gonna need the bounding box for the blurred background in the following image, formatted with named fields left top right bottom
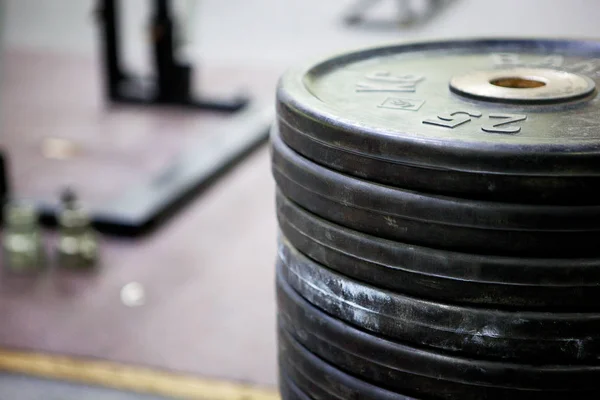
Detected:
left=6, top=0, right=600, bottom=69
left=2, top=1, right=600, bottom=399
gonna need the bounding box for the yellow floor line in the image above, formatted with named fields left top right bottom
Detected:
left=0, top=347, right=279, bottom=400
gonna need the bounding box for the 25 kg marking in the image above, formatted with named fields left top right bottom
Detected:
left=422, top=111, right=527, bottom=134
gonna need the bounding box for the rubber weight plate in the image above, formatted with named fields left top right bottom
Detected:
left=277, top=237, right=600, bottom=362
left=279, top=324, right=417, bottom=400
left=276, top=38, right=600, bottom=204
left=276, top=193, right=600, bottom=309
left=277, top=275, right=600, bottom=399
left=280, top=372, right=312, bottom=400
left=272, top=128, right=600, bottom=257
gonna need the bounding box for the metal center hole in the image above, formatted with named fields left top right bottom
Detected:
left=490, top=77, right=546, bottom=89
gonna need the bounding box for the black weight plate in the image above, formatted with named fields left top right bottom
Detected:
left=279, top=325, right=418, bottom=400
left=272, top=128, right=600, bottom=256
left=280, top=372, right=313, bottom=400
left=277, top=238, right=600, bottom=362
left=278, top=118, right=600, bottom=205
left=272, top=128, right=600, bottom=231
left=276, top=193, right=600, bottom=309
left=277, top=273, right=600, bottom=398
left=280, top=354, right=335, bottom=400
left=277, top=38, right=600, bottom=204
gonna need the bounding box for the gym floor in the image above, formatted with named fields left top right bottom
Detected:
left=2, top=0, right=600, bottom=398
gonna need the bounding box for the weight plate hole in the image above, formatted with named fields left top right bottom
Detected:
left=489, top=77, right=546, bottom=89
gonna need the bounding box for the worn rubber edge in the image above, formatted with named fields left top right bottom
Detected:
left=277, top=270, right=600, bottom=393
left=278, top=237, right=600, bottom=362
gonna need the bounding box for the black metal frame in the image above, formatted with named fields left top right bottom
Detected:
left=0, top=150, right=8, bottom=212
left=3, top=0, right=272, bottom=236
left=37, top=105, right=273, bottom=236
left=97, top=0, right=248, bottom=111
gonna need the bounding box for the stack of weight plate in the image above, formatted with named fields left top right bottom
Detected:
left=272, top=39, right=600, bottom=400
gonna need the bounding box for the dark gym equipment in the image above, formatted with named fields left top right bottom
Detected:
left=34, top=105, right=272, bottom=236
left=279, top=373, right=312, bottom=400
left=18, top=0, right=272, bottom=236
left=273, top=131, right=600, bottom=231
left=0, top=150, right=7, bottom=205
left=272, top=128, right=600, bottom=257
left=279, top=326, right=417, bottom=400
left=276, top=193, right=600, bottom=308
left=278, top=238, right=600, bottom=362
left=97, top=0, right=247, bottom=111
left=276, top=38, right=600, bottom=204
left=277, top=275, right=600, bottom=399
left=273, top=39, right=600, bottom=399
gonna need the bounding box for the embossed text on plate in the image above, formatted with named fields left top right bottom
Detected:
left=378, top=97, right=425, bottom=111
left=356, top=71, right=424, bottom=92
left=423, top=111, right=527, bottom=134
left=481, top=114, right=527, bottom=134
left=422, top=110, right=482, bottom=128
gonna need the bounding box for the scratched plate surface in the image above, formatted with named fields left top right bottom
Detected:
left=275, top=192, right=600, bottom=308
left=277, top=274, right=600, bottom=399
left=277, top=39, right=600, bottom=203
left=276, top=237, right=600, bottom=363
left=272, top=128, right=600, bottom=256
